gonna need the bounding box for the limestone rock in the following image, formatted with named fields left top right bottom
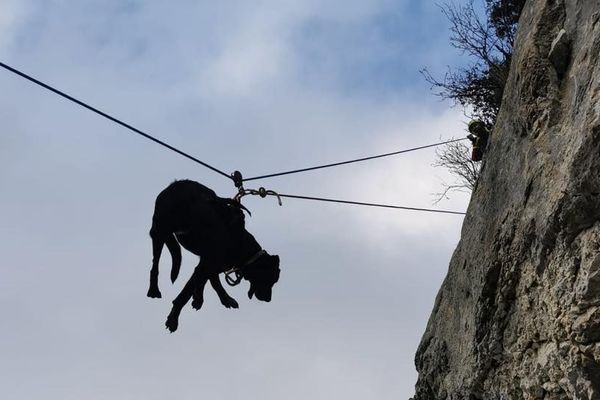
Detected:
left=413, top=0, right=600, bottom=398
left=548, top=29, right=571, bottom=77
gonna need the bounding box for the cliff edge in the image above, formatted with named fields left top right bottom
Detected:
left=414, top=0, right=600, bottom=398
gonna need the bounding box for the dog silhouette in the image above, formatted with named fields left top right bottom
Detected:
left=147, top=180, right=280, bottom=332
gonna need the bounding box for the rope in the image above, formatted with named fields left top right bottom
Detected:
left=243, top=138, right=468, bottom=182
left=276, top=193, right=466, bottom=215
left=0, top=61, right=232, bottom=181
left=0, top=61, right=468, bottom=217
left=239, top=187, right=465, bottom=215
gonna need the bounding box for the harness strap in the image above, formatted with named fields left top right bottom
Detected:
left=224, top=249, right=266, bottom=286
left=224, top=270, right=242, bottom=286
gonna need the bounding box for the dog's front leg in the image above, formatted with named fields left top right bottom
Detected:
left=165, top=266, right=208, bottom=333
left=210, top=275, right=239, bottom=309
left=190, top=259, right=221, bottom=310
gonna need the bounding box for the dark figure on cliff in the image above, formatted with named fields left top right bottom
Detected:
left=467, top=120, right=490, bottom=162
left=147, top=180, right=281, bottom=332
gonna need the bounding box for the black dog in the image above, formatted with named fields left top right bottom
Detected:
left=147, top=180, right=280, bottom=332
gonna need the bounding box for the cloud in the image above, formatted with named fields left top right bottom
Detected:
left=0, top=0, right=27, bottom=54
left=197, top=9, right=293, bottom=97
left=0, top=1, right=471, bottom=399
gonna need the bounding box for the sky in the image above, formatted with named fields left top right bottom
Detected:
left=0, top=1, right=472, bottom=399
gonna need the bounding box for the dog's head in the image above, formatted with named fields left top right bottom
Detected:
left=243, top=253, right=280, bottom=302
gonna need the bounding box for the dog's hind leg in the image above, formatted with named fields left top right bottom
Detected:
left=191, top=268, right=210, bottom=310
left=147, top=227, right=165, bottom=298
left=165, top=266, right=208, bottom=332
left=210, top=275, right=239, bottom=309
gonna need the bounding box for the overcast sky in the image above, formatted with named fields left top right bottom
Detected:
left=0, top=1, right=472, bottom=399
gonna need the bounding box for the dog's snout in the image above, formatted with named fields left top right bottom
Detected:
left=256, top=290, right=272, bottom=302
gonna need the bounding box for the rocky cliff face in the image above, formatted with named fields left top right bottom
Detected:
left=413, top=0, right=600, bottom=399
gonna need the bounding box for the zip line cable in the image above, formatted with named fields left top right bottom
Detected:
left=272, top=193, right=466, bottom=215
left=243, top=138, right=468, bottom=182
left=0, top=61, right=467, bottom=216
left=238, top=188, right=466, bottom=215
left=0, top=61, right=232, bottom=181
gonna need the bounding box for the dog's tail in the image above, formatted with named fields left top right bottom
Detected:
left=148, top=226, right=182, bottom=297
left=165, top=233, right=182, bottom=283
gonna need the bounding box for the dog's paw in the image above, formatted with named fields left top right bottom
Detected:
left=191, top=297, right=204, bottom=310
left=220, top=296, right=239, bottom=309
left=147, top=287, right=162, bottom=299
left=165, top=311, right=179, bottom=333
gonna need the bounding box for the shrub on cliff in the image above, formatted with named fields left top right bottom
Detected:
left=422, top=0, right=526, bottom=125
left=429, top=0, right=525, bottom=202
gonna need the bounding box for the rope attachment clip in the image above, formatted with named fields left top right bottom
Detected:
left=236, top=187, right=283, bottom=206
left=231, top=170, right=245, bottom=198
left=257, top=187, right=283, bottom=205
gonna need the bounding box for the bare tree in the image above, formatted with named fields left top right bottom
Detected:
left=432, top=139, right=481, bottom=204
